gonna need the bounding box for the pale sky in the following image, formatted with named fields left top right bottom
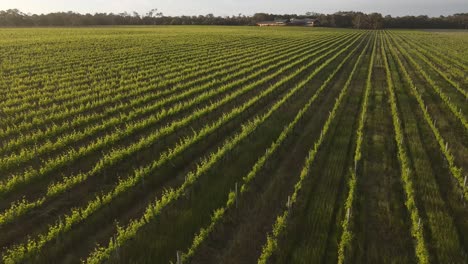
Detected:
left=0, top=0, right=467, bottom=17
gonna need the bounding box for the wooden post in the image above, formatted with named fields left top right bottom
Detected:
left=346, top=208, right=350, bottom=221
left=287, top=196, right=291, bottom=209
left=176, top=251, right=181, bottom=264
left=464, top=175, right=467, bottom=188
left=235, top=182, right=238, bottom=209
left=445, top=142, right=448, bottom=152
left=418, top=218, right=421, bottom=229
left=114, top=235, right=120, bottom=260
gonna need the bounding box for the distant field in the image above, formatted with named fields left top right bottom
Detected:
left=0, top=26, right=467, bottom=264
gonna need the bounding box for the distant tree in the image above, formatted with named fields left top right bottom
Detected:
left=352, top=13, right=364, bottom=29
left=368, top=13, right=384, bottom=29
left=0, top=9, right=466, bottom=29
left=330, top=12, right=353, bottom=28
left=252, top=13, right=274, bottom=22
left=143, top=8, right=163, bottom=25
left=453, top=13, right=468, bottom=29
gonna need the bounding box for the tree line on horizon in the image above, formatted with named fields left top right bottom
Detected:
left=0, top=9, right=467, bottom=29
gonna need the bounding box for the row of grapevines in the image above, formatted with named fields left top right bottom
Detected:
left=337, top=31, right=377, bottom=264
left=0, top=33, right=263, bottom=107
left=393, top=32, right=466, bottom=88
left=398, top=31, right=467, bottom=68
left=0, top=33, right=350, bottom=198
left=1, top=36, right=299, bottom=126
left=0, top=32, right=238, bottom=81
left=1, top=40, right=240, bottom=118
left=389, top=32, right=467, bottom=99
left=384, top=32, right=468, bottom=201
left=83, top=33, right=366, bottom=264
left=405, top=32, right=468, bottom=68
left=0, top=36, right=306, bottom=137
left=381, top=33, right=430, bottom=264
left=0, top=35, right=318, bottom=170
left=0, top=35, right=325, bottom=149
left=0, top=34, right=341, bottom=144
left=0, top=34, right=363, bottom=238
left=390, top=34, right=468, bottom=132
left=256, top=33, right=370, bottom=264
left=0, top=33, right=340, bottom=139
left=181, top=33, right=368, bottom=264
left=1, top=33, right=364, bottom=264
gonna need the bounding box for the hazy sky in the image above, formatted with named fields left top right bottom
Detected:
left=0, top=0, right=467, bottom=17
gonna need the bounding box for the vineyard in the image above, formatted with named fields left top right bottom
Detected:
left=0, top=26, right=467, bottom=264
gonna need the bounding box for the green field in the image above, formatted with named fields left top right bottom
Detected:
left=0, top=26, right=467, bottom=264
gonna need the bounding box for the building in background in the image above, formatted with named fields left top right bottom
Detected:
left=257, top=18, right=320, bottom=27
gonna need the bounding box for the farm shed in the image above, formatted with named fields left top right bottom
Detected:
left=257, top=21, right=282, bottom=26
left=289, top=18, right=320, bottom=26
left=257, top=18, right=320, bottom=27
